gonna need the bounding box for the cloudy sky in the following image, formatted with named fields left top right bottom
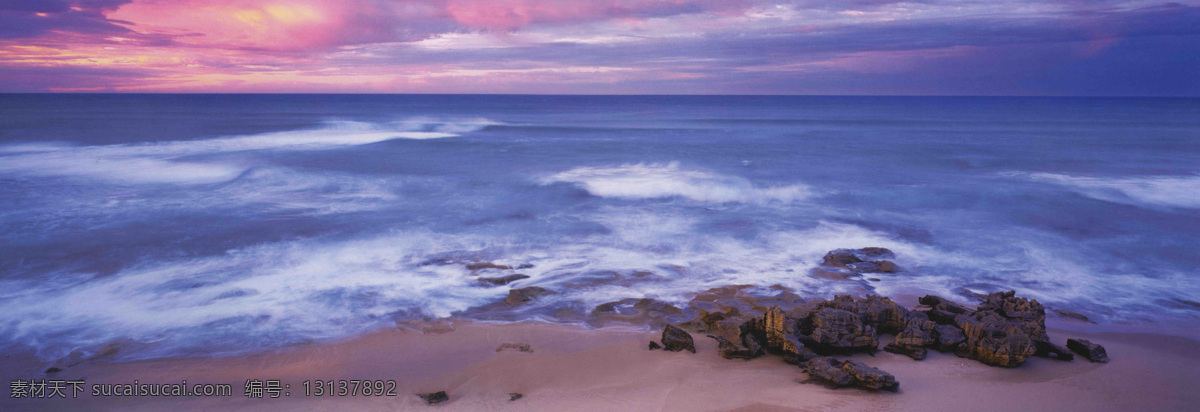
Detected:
left=1, top=0, right=1197, bottom=94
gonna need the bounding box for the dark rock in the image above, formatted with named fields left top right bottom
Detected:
left=708, top=335, right=758, bottom=360
left=798, top=308, right=879, bottom=354
left=1067, top=339, right=1110, bottom=363
left=592, top=298, right=685, bottom=326
left=517, top=263, right=535, bottom=269
left=927, top=308, right=962, bottom=325
left=1052, top=309, right=1092, bottom=323
left=919, top=295, right=969, bottom=314
left=946, top=291, right=1049, bottom=367
left=1035, top=340, right=1075, bottom=361
left=822, top=248, right=898, bottom=273
left=509, top=393, right=524, bottom=401
left=817, top=295, right=909, bottom=334
left=479, top=274, right=530, bottom=286
left=822, top=250, right=864, bottom=268
left=44, top=367, right=62, bottom=374
left=505, top=286, right=554, bottom=306
left=745, top=306, right=816, bottom=363
left=496, top=343, right=533, bottom=353
left=649, top=341, right=662, bottom=350
left=894, top=319, right=938, bottom=348
left=418, top=391, right=449, bottom=405
left=933, top=325, right=966, bottom=351
left=884, top=343, right=928, bottom=360
left=662, top=325, right=696, bottom=353
left=741, top=333, right=765, bottom=357
left=466, top=262, right=512, bottom=271
left=803, top=357, right=899, bottom=392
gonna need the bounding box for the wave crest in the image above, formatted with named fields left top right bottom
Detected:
left=542, top=162, right=813, bottom=204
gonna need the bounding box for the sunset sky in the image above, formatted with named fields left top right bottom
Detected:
left=1, top=0, right=1197, bottom=94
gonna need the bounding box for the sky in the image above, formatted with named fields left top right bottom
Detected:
left=0, top=0, right=1197, bottom=95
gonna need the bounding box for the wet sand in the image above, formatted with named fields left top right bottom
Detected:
left=2, top=320, right=1198, bottom=411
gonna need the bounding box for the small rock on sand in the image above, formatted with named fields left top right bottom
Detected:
left=418, top=391, right=449, bottom=405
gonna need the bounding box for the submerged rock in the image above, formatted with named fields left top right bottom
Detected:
left=466, top=262, right=512, bottom=271
left=1067, top=339, right=1110, bottom=363
left=479, top=274, right=530, bottom=286
left=505, top=286, right=555, bottom=306
left=418, top=391, right=449, bottom=405
left=804, top=357, right=899, bottom=391
left=662, top=325, right=696, bottom=353
left=821, top=248, right=898, bottom=274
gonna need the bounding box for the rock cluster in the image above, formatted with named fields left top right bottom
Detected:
left=821, top=248, right=899, bottom=274
left=649, top=284, right=1109, bottom=391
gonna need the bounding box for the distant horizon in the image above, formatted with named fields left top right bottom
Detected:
left=3, top=92, right=1198, bottom=98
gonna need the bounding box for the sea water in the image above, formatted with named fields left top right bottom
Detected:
left=1, top=94, right=1197, bottom=360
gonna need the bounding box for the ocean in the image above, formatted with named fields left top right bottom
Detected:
left=1, top=94, right=1197, bottom=361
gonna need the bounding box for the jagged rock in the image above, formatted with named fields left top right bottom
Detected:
left=817, top=295, right=909, bottom=334
left=945, top=291, right=1049, bottom=367
left=919, top=295, right=969, bottom=313
left=933, top=325, right=966, bottom=351
left=919, top=295, right=970, bottom=325
left=804, top=357, right=899, bottom=391
left=895, top=318, right=938, bottom=348
left=479, top=274, right=530, bottom=286
left=1035, top=340, right=1074, bottom=361
left=1067, top=339, right=1110, bottom=363
left=505, top=286, right=554, bottom=306
left=977, top=290, right=1048, bottom=341
left=884, top=343, right=927, bottom=360
left=744, top=306, right=816, bottom=363
left=418, top=391, right=449, bottom=404
left=708, top=335, right=758, bottom=360
left=662, top=325, right=696, bottom=353
left=822, top=248, right=898, bottom=273
left=697, top=309, right=752, bottom=342
left=798, top=308, right=879, bottom=354
left=741, top=333, right=765, bottom=357
left=649, top=341, right=662, bottom=350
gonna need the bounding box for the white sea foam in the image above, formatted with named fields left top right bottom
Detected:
left=0, top=118, right=493, bottom=185
left=1017, top=172, right=1200, bottom=209
left=542, top=162, right=813, bottom=204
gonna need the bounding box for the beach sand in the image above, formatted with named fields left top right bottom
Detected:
left=3, top=320, right=1198, bottom=411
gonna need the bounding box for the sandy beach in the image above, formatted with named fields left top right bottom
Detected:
left=3, top=318, right=1198, bottom=412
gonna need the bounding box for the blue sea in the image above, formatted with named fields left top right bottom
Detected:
left=1, top=94, right=1198, bottom=361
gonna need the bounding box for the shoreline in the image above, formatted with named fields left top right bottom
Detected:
left=3, top=319, right=1199, bottom=411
